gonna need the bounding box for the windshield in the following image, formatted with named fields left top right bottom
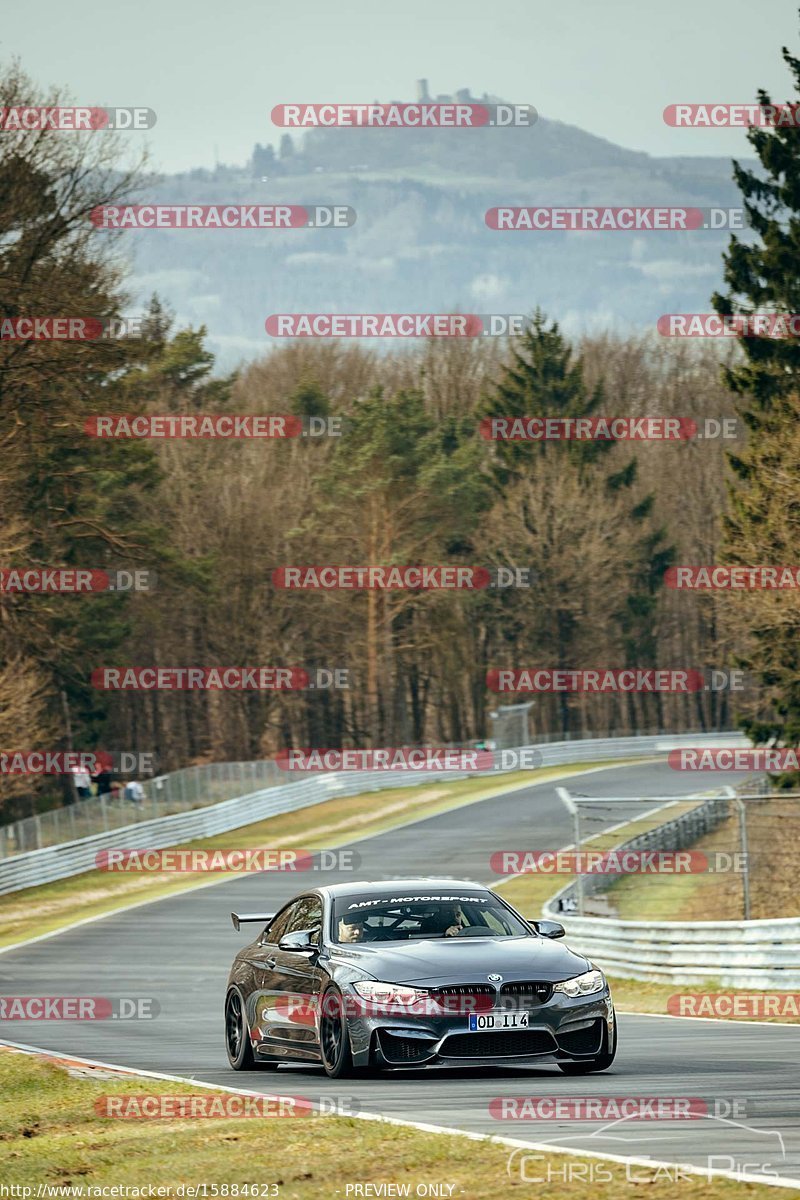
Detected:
left=331, top=890, right=530, bottom=943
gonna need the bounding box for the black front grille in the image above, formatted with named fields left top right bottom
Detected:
left=557, top=1020, right=604, bottom=1057
left=378, top=1030, right=436, bottom=1064
left=431, top=985, right=496, bottom=997
left=430, top=984, right=496, bottom=1014
left=441, top=1028, right=557, bottom=1058
left=500, top=981, right=553, bottom=1004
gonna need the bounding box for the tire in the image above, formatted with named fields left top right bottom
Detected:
left=319, top=987, right=356, bottom=1078
left=225, top=987, right=278, bottom=1070
left=558, top=1019, right=617, bottom=1075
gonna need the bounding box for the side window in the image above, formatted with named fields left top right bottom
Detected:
left=263, top=903, right=298, bottom=945
left=483, top=909, right=508, bottom=935
left=282, top=896, right=323, bottom=943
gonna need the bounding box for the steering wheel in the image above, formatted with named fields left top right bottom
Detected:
left=362, top=926, right=399, bottom=942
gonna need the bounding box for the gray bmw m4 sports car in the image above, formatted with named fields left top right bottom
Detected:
left=225, top=878, right=616, bottom=1078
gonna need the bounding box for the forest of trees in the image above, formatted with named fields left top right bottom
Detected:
left=2, top=31, right=800, bottom=814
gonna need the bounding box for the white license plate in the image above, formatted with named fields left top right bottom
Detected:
left=469, top=1011, right=529, bottom=1031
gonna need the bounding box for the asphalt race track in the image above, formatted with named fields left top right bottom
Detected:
left=3, top=760, right=800, bottom=1187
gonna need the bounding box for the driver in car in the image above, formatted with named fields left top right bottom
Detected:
left=338, top=917, right=366, bottom=943
left=441, top=903, right=466, bottom=937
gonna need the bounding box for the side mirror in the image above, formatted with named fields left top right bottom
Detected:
left=532, top=919, right=566, bottom=939
left=278, top=929, right=317, bottom=954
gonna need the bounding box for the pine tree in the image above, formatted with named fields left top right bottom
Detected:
left=711, top=21, right=800, bottom=766
left=482, top=310, right=610, bottom=481
left=483, top=313, right=674, bottom=730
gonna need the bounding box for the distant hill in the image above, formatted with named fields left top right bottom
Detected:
left=121, top=92, right=746, bottom=371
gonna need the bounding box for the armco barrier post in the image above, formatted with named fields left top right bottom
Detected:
left=726, top=785, right=751, bottom=920
left=556, top=787, right=583, bottom=916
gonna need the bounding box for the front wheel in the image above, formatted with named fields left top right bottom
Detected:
left=558, top=1020, right=617, bottom=1075
left=319, top=987, right=355, bottom=1078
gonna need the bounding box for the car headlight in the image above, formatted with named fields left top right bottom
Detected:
left=553, top=969, right=606, bottom=998
left=352, top=980, right=431, bottom=1005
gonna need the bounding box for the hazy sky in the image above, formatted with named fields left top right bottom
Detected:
left=2, top=0, right=798, bottom=173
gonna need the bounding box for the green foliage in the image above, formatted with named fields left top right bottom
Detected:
left=711, top=22, right=800, bottom=770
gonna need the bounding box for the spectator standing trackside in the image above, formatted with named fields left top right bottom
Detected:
left=72, top=764, right=92, bottom=800
left=93, top=767, right=113, bottom=797
left=124, top=779, right=145, bottom=805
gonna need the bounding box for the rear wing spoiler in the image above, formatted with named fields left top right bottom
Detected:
left=231, top=912, right=275, bottom=932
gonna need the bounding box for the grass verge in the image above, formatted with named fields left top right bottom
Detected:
left=603, top=977, right=800, bottom=1022
left=0, top=1047, right=784, bottom=1198
left=494, top=804, right=699, bottom=919
left=609, top=795, right=800, bottom=922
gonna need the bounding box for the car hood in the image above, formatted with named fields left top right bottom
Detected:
left=329, top=935, right=590, bottom=984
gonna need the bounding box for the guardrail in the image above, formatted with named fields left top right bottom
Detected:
left=0, top=730, right=746, bottom=896
left=0, top=759, right=287, bottom=858
left=545, top=781, right=800, bottom=989
left=0, top=724, right=720, bottom=858
left=543, top=907, right=800, bottom=990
